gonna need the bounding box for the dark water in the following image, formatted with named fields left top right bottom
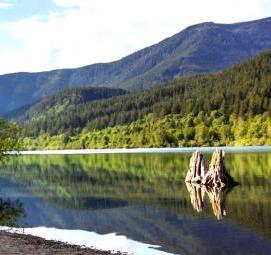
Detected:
left=0, top=151, right=271, bottom=254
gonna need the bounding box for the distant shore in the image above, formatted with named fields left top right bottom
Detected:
left=9, top=145, right=271, bottom=155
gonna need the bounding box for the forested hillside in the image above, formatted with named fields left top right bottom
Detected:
left=19, top=50, right=271, bottom=136
left=0, top=17, right=271, bottom=114
left=20, top=50, right=271, bottom=148
left=5, top=87, right=126, bottom=122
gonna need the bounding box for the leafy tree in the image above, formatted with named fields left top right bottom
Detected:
left=21, top=112, right=271, bottom=149
left=0, top=118, right=21, bottom=160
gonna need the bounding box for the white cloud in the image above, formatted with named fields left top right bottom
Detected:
left=0, top=0, right=270, bottom=74
left=53, top=0, right=84, bottom=8
left=0, top=0, right=14, bottom=9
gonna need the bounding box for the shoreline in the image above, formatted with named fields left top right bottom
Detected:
left=0, top=230, right=124, bottom=255
left=8, top=145, right=271, bottom=155
left=0, top=226, right=171, bottom=255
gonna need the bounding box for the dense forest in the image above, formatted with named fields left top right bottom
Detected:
left=5, top=87, right=127, bottom=121
left=22, top=112, right=271, bottom=149
left=19, top=50, right=271, bottom=148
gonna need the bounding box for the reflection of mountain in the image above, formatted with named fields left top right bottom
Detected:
left=1, top=176, right=271, bottom=255
left=0, top=152, right=271, bottom=254
left=49, top=196, right=128, bottom=210
left=0, top=153, right=189, bottom=210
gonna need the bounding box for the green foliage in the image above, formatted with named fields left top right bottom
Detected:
left=5, top=87, right=127, bottom=122
left=17, top=50, right=271, bottom=139
left=0, top=118, right=21, bottom=159
left=22, top=112, right=271, bottom=149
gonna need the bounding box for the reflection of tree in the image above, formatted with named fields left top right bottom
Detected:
left=186, top=183, right=234, bottom=220
left=0, top=198, right=25, bottom=227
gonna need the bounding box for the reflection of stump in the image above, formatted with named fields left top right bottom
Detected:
left=185, top=149, right=238, bottom=218
left=185, top=182, right=204, bottom=212
left=186, top=183, right=233, bottom=220
left=202, top=149, right=238, bottom=187
left=185, top=151, right=206, bottom=183
left=204, top=186, right=227, bottom=220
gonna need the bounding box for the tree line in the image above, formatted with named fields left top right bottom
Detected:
left=20, top=50, right=271, bottom=138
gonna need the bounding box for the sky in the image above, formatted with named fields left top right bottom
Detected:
left=0, top=0, right=270, bottom=75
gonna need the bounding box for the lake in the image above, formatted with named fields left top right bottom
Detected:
left=0, top=148, right=271, bottom=254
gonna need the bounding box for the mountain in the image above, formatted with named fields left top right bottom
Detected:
left=18, top=49, right=271, bottom=139
left=1, top=17, right=271, bottom=114
left=5, top=87, right=126, bottom=122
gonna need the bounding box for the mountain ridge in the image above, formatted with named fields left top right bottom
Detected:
left=17, top=49, right=271, bottom=138
left=1, top=16, right=271, bottom=114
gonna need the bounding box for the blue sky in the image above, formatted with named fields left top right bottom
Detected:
left=0, top=0, right=61, bottom=23
left=0, top=0, right=270, bottom=74
left=0, top=0, right=60, bottom=52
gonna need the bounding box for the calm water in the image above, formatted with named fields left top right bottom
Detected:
left=0, top=150, right=271, bottom=254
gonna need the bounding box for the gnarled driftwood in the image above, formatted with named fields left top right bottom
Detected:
left=185, top=149, right=238, bottom=187
left=202, top=149, right=238, bottom=187
left=185, top=151, right=206, bottom=183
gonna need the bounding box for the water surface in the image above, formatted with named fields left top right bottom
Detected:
left=0, top=150, right=271, bottom=254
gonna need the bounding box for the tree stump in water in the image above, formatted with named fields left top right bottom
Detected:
left=185, top=151, right=238, bottom=219
left=202, top=149, right=238, bottom=187
left=185, top=149, right=238, bottom=187
left=185, top=151, right=206, bottom=183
